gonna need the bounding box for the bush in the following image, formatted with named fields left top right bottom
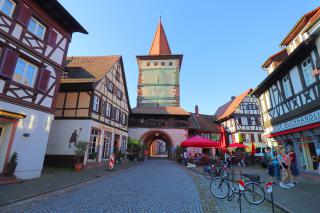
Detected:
left=74, top=141, right=88, bottom=163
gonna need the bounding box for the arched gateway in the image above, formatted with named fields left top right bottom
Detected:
left=140, top=130, right=173, bottom=158
left=128, top=20, right=190, bottom=155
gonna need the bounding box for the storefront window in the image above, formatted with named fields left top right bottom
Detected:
left=297, top=138, right=319, bottom=171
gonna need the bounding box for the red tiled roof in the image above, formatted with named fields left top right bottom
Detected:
left=149, top=21, right=172, bottom=55
left=131, top=107, right=190, bottom=116
left=214, top=89, right=253, bottom=121
left=188, top=113, right=221, bottom=132
left=281, top=7, right=320, bottom=46
left=262, top=49, right=288, bottom=69
left=62, top=56, right=120, bottom=83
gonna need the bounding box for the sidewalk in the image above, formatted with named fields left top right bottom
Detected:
left=0, top=161, right=139, bottom=207
left=188, top=164, right=320, bottom=213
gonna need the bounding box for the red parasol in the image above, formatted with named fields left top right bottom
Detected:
left=180, top=135, right=221, bottom=148
left=228, top=143, right=249, bottom=148
left=219, top=125, right=227, bottom=153
left=251, top=142, right=256, bottom=155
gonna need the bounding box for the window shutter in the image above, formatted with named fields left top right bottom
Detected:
left=47, top=28, right=58, bottom=46
left=37, top=68, right=51, bottom=93
left=0, top=48, right=19, bottom=79
left=15, top=4, right=32, bottom=27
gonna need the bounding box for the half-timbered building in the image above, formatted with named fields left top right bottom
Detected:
left=46, top=56, right=130, bottom=167
left=128, top=20, right=190, bottom=158
left=253, top=7, right=320, bottom=174
left=0, top=0, right=87, bottom=179
left=214, top=89, right=264, bottom=148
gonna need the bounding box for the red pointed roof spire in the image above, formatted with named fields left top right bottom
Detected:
left=149, top=18, right=172, bottom=55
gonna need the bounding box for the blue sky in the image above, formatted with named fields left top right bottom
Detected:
left=59, top=0, right=319, bottom=115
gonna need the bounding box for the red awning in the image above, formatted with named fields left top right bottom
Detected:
left=181, top=135, right=221, bottom=148
left=265, top=122, right=320, bottom=138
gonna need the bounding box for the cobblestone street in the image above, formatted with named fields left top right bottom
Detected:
left=0, top=160, right=203, bottom=213
left=184, top=167, right=287, bottom=213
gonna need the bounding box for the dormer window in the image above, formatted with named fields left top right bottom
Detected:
left=0, top=0, right=15, bottom=17
left=27, top=17, right=46, bottom=40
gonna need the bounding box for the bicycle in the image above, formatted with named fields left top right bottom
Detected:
left=209, top=161, right=231, bottom=198
left=210, top=170, right=265, bottom=205
left=227, top=173, right=265, bottom=205
left=203, top=160, right=223, bottom=180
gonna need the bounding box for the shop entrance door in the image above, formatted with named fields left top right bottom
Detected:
left=298, top=140, right=317, bottom=171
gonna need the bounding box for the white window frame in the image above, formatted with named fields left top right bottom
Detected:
left=0, top=0, right=15, bottom=17
left=93, top=95, right=100, bottom=112
left=105, top=102, right=111, bottom=117
left=27, top=17, right=46, bottom=40
left=241, top=117, right=248, bottom=126
left=122, top=113, right=126, bottom=125
left=282, top=75, right=292, bottom=98
left=115, top=108, right=120, bottom=121
left=102, top=131, right=111, bottom=159
left=13, top=58, right=38, bottom=88
left=301, top=57, right=316, bottom=86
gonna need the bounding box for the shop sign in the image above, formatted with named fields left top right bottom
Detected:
left=271, top=109, right=320, bottom=133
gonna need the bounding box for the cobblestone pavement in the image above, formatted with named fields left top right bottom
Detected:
left=184, top=166, right=287, bottom=213
left=1, top=160, right=203, bottom=213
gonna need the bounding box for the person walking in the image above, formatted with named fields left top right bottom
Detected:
left=264, top=147, right=274, bottom=182
left=272, top=151, right=280, bottom=181
left=183, top=151, right=188, bottom=166
left=278, top=150, right=290, bottom=189
left=289, top=148, right=299, bottom=184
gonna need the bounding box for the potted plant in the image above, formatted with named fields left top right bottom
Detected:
left=74, top=141, right=88, bottom=172
left=5, top=152, right=18, bottom=177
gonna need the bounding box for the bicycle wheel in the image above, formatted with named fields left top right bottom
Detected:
left=243, top=182, right=265, bottom=205
left=210, top=177, right=230, bottom=199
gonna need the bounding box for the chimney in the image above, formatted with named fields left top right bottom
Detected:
left=195, top=105, right=199, bottom=115
left=231, top=96, right=236, bottom=100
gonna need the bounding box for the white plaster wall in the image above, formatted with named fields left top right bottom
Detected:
left=0, top=101, right=53, bottom=179
left=129, top=128, right=188, bottom=147
left=46, top=120, right=91, bottom=155
left=47, top=119, right=128, bottom=164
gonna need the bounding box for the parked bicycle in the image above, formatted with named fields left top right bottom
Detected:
left=203, top=160, right=229, bottom=180
left=210, top=170, right=265, bottom=205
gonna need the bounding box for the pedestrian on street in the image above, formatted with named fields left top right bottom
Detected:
left=272, top=151, right=280, bottom=181
left=144, top=149, right=148, bottom=162
left=183, top=151, right=188, bottom=166
left=289, top=148, right=300, bottom=184
left=264, top=147, right=274, bottom=182
left=278, top=150, right=290, bottom=189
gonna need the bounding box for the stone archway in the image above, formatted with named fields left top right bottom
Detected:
left=140, top=130, right=173, bottom=159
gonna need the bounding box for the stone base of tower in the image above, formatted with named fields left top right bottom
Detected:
left=128, top=107, right=190, bottom=159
